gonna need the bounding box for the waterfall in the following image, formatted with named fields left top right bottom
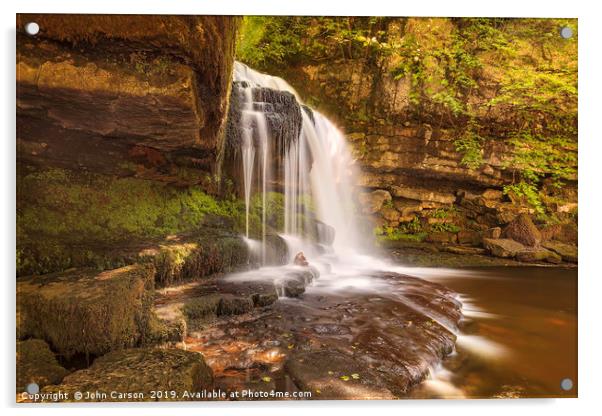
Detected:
left=233, top=61, right=361, bottom=261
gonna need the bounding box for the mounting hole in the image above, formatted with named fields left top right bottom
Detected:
left=25, top=22, right=40, bottom=36
left=26, top=382, right=40, bottom=394
left=560, top=26, right=573, bottom=39
left=560, top=377, right=574, bottom=391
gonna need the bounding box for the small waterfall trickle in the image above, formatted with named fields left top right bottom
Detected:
left=232, top=61, right=363, bottom=261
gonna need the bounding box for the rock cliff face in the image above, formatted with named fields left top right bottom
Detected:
left=17, top=14, right=238, bottom=182
left=240, top=17, right=577, bottom=256
left=16, top=15, right=245, bottom=276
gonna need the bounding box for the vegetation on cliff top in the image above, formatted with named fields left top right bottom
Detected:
left=237, top=17, right=578, bottom=217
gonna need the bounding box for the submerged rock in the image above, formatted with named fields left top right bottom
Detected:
left=281, top=279, right=305, bottom=298
left=42, top=348, right=213, bottom=402
left=16, top=339, right=69, bottom=393
left=17, top=264, right=155, bottom=358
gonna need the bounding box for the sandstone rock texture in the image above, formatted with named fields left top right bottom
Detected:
left=17, top=14, right=239, bottom=179
left=42, top=348, right=213, bottom=402
left=16, top=339, right=69, bottom=392
left=17, top=264, right=156, bottom=357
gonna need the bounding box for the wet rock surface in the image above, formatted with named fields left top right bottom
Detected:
left=178, top=271, right=462, bottom=399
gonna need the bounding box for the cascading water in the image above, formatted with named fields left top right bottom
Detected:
left=233, top=62, right=362, bottom=259
left=220, top=64, right=514, bottom=399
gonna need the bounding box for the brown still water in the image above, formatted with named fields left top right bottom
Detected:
left=408, top=266, right=578, bottom=398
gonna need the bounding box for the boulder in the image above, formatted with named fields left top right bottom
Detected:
left=17, top=264, right=155, bottom=358
left=217, top=279, right=279, bottom=308
left=503, top=214, right=542, bottom=247
left=42, top=348, right=213, bottom=402
left=294, top=252, right=309, bottom=266
left=540, top=224, right=561, bottom=242
left=282, top=279, right=305, bottom=298
left=542, top=241, right=578, bottom=263
left=17, top=339, right=69, bottom=393
left=358, top=190, right=392, bottom=214
left=516, top=248, right=562, bottom=264
left=483, top=238, right=525, bottom=258
left=216, top=295, right=254, bottom=316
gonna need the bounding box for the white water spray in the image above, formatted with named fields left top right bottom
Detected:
left=233, top=62, right=362, bottom=259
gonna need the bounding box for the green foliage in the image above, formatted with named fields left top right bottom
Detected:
left=374, top=226, right=427, bottom=242
left=503, top=181, right=545, bottom=215
left=507, top=132, right=577, bottom=186
left=392, top=18, right=577, bottom=178
left=454, top=120, right=484, bottom=169
left=374, top=217, right=427, bottom=242
left=427, top=207, right=458, bottom=219
left=237, top=16, right=391, bottom=69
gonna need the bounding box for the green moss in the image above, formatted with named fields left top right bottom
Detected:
left=17, top=264, right=156, bottom=358
left=182, top=295, right=222, bottom=320
left=17, top=168, right=250, bottom=276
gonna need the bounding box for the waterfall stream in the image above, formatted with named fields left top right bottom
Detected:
left=233, top=61, right=361, bottom=260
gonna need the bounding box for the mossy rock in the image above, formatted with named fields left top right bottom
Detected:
left=542, top=241, right=578, bottom=263
left=17, top=264, right=155, bottom=358
left=516, top=247, right=562, bottom=264
left=41, top=348, right=213, bottom=402
left=144, top=315, right=187, bottom=346
left=143, top=233, right=251, bottom=287
left=16, top=167, right=250, bottom=278
left=16, top=339, right=69, bottom=393
left=216, top=295, right=254, bottom=316
left=182, top=294, right=223, bottom=320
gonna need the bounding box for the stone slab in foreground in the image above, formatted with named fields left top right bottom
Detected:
left=17, top=264, right=155, bottom=357
left=42, top=348, right=213, bottom=402
left=16, top=339, right=68, bottom=392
